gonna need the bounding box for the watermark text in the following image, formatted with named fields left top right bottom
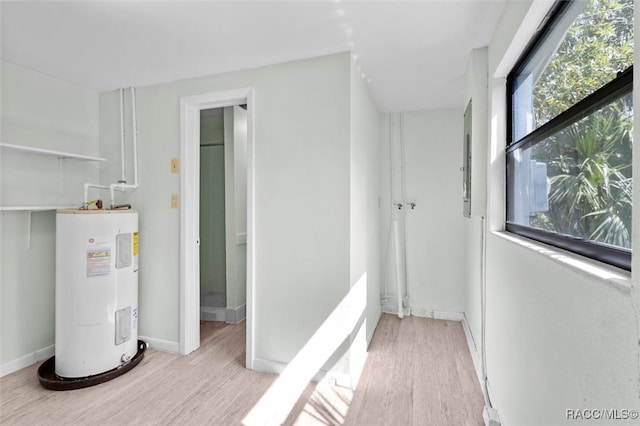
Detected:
left=566, top=409, right=639, bottom=421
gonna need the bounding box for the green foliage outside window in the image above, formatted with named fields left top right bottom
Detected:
left=529, top=0, right=633, bottom=249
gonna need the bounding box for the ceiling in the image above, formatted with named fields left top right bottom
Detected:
left=1, top=0, right=505, bottom=112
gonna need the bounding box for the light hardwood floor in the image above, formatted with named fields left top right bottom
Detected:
left=287, top=315, right=485, bottom=426
left=0, top=314, right=484, bottom=425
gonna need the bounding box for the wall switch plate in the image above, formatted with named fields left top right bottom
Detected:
left=171, top=193, right=179, bottom=208
left=171, top=158, right=179, bottom=173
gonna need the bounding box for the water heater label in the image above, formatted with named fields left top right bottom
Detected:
left=87, top=238, right=112, bottom=277
left=133, top=232, right=139, bottom=272
left=133, top=232, right=139, bottom=256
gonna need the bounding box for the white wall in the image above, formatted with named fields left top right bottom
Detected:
left=380, top=109, right=466, bottom=318
left=486, top=235, right=638, bottom=424
left=0, top=62, right=100, bottom=371
left=99, top=53, right=354, bottom=369
left=405, top=109, right=466, bottom=315
left=224, top=105, right=248, bottom=311
left=348, top=55, right=382, bottom=384
left=463, top=47, right=489, bottom=359
left=462, top=1, right=640, bottom=424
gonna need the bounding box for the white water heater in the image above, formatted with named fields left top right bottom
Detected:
left=55, top=209, right=139, bottom=378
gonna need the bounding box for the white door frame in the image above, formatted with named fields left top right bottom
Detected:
left=179, top=88, right=255, bottom=369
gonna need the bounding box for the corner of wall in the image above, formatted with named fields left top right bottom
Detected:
left=1, top=63, right=100, bottom=369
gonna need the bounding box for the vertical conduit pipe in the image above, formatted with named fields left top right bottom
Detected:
left=480, top=214, right=494, bottom=409
left=393, top=218, right=404, bottom=319
left=119, top=88, right=126, bottom=184
left=399, top=113, right=410, bottom=304
left=130, top=87, right=139, bottom=187
left=110, top=87, right=139, bottom=208
left=385, top=114, right=395, bottom=302
left=83, top=87, right=132, bottom=208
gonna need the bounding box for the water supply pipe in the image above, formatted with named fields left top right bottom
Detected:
left=399, top=113, right=411, bottom=305
left=83, top=183, right=123, bottom=209
left=393, top=218, right=404, bottom=319
left=383, top=113, right=411, bottom=318
left=110, top=87, right=139, bottom=208
left=82, top=87, right=137, bottom=209
left=131, top=86, right=139, bottom=187
left=382, top=114, right=395, bottom=306
left=119, top=88, right=126, bottom=184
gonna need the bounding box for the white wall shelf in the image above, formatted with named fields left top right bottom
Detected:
left=0, top=142, right=106, bottom=162
left=1, top=143, right=99, bottom=248
left=0, top=206, right=77, bottom=212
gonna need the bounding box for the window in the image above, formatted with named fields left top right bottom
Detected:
left=506, top=0, right=633, bottom=270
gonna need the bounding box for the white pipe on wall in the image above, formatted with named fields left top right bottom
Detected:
left=119, top=88, right=126, bottom=184
left=393, top=218, right=404, bottom=319
left=382, top=114, right=395, bottom=303
left=83, top=183, right=108, bottom=208
left=382, top=113, right=411, bottom=318
left=480, top=214, right=492, bottom=408
left=83, top=184, right=126, bottom=208
left=110, top=87, right=139, bottom=208
left=399, top=113, right=410, bottom=303
left=130, top=86, right=139, bottom=187
left=83, top=87, right=138, bottom=208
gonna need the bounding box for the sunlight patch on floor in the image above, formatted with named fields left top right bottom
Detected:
left=292, top=380, right=354, bottom=426
left=242, top=274, right=366, bottom=426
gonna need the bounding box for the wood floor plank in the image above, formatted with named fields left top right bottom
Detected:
left=1, top=315, right=484, bottom=425
left=341, top=315, right=484, bottom=426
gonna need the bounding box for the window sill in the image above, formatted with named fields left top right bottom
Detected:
left=492, top=231, right=632, bottom=294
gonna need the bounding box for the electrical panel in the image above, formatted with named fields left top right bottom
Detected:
left=463, top=100, right=472, bottom=218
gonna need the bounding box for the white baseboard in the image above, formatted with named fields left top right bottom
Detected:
left=460, top=315, right=501, bottom=424
left=461, top=315, right=484, bottom=387
left=139, top=336, right=180, bottom=353
left=1, top=345, right=54, bottom=378
left=226, top=304, right=246, bottom=324
left=367, top=308, right=382, bottom=344
left=252, top=357, right=288, bottom=375
left=432, top=310, right=465, bottom=321
left=1, top=334, right=180, bottom=377
left=201, top=306, right=227, bottom=322
left=486, top=379, right=499, bottom=412
left=404, top=308, right=464, bottom=321
left=381, top=303, right=411, bottom=317
left=324, top=369, right=356, bottom=389
left=252, top=357, right=354, bottom=388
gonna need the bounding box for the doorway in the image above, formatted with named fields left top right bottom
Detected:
left=199, top=107, right=227, bottom=321
left=199, top=106, right=248, bottom=325
left=179, top=88, right=255, bottom=369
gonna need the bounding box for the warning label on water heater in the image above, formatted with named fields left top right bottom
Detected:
left=133, top=232, right=139, bottom=256
left=133, top=232, right=139, bottom=272
left=87, top=237, right=112, bottom=277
